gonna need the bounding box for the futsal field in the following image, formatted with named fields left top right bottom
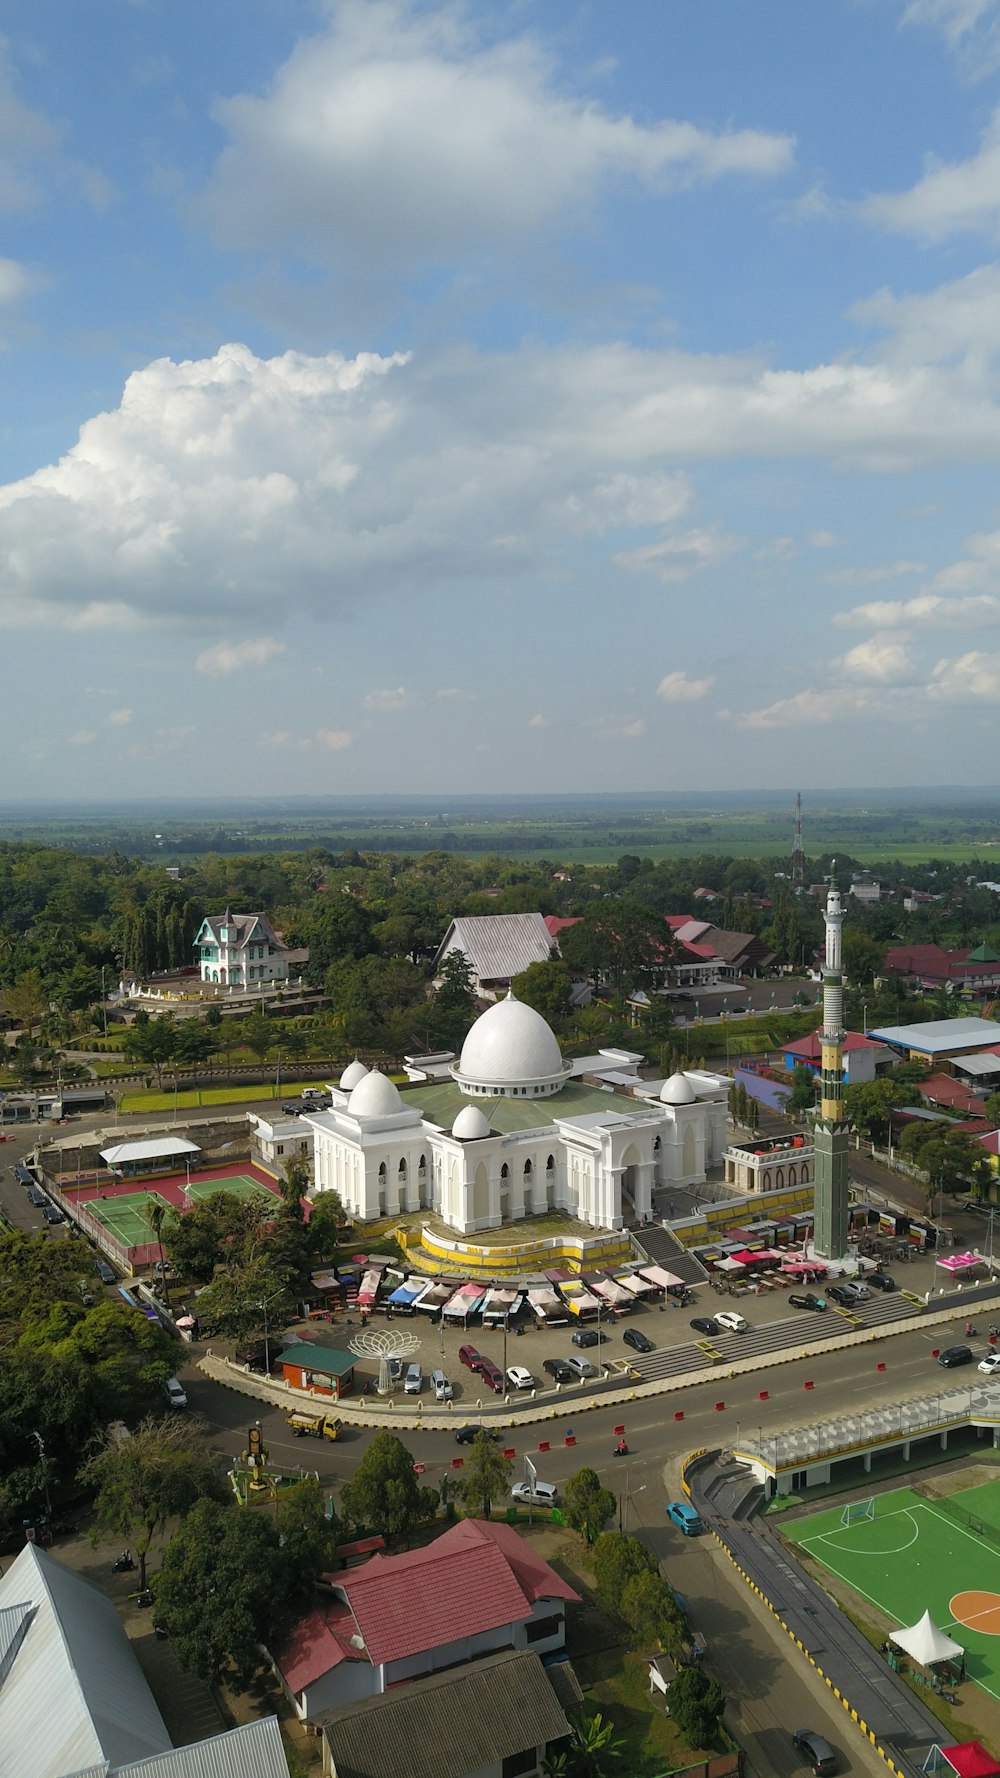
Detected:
left=783, top=1480, right=1000, bottom=1700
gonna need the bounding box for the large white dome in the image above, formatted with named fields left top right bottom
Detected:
left=660, top=1071, right=697, bottom=1105
left=339, top=1058, right=368, bottom=1091
left=348, top=1071, right=403, bottom=1118
left=452, top=992, right=570, bottom=1098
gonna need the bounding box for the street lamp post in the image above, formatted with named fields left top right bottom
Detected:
left=255, top=1288, right=283, bottom=1376
left=33, top=1432, right=52, bottom=1519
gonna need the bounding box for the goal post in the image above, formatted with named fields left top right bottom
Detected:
left=841, top=1498, right=875, bottom=1528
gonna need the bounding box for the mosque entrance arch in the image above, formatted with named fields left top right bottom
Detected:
left=471, top=1162, right=491, bottom=1226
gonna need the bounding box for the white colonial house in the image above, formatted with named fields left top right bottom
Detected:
left=304, top=992, right=727, bottom=1235
left=193, top=909, right=290, bottom=987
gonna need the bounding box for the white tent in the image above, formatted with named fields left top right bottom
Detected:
left=891, top=1609, right=963, bottom=1666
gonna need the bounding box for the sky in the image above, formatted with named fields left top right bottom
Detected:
left=8, top=1, right=1000, bottom=798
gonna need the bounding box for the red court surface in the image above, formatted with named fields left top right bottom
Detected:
left=62, top=1160, right=281, bottom=1214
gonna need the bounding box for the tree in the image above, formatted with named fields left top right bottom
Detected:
left=665, top=1666, right=726, bottom=1749
left=563, top=1467, right=616, bottom=1544
left=511, top=960, right=573, bottom=1023
left=173, top=1020, right=217, bottom=1073
left=787, top=1065, right=817, bottom=1113
left=81, top=1414, right=227, bottom=1590
left=192, top=1255, right=297, bottom=1342
left=123, top=1014, right=178, bottom=1088
left=241, top=1008, right=272, bottom=1065
left=457, top=1432, right=513, bottom=1521
left=340, top=1429, right=438, bottom=1540
left=842, top=930, right=886, bottom=985
left=559, top=904, right=671, bottom=1005
left=437, top=948, right=477, bottom=1016
left=6, top=969, right=49, bottom=1034
left=154, top=1498, right=310, bottom=1688
left=900, top=1123, right=994, bottom=1204
left=844, top=1077, right=920, bottom=1144
left=592, top=1531, right=657, bottom=1616
left=308, top=1187, right=348, bottom=1260
left=618, top=1570, right=685, bottom=1654
left=274, top=1475, right=340, bottom=1574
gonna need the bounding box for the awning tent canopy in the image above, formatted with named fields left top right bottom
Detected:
left=713, top=1255, right=746, bottom=1273
left=100, top=1136, right=200, bottom=1166
left=941, top=1742, right=1000, bottom=1778
left=935, top=1252, right=984, bottom=1274
left=890, top=1609, right=963, bottom=1666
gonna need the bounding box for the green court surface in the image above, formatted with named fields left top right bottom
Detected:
left=184, top=1173, right=273, bottom=1204
left=784, top=1482, right=1000, bottom=1700
left=85, top=1191, right=173, bottom=1247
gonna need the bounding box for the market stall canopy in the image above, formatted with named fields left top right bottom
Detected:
left=940, top=1742, right=1000, bottom=1778
left=891, top=1609, right=963, bottom=1666
left=935, top=1252, right=984, bottom=1274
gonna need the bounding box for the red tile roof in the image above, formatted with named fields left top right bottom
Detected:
left=918, top=1074, right=984, bottom=1115
left=278, top=1598, right=364, bottom=1695
left=335, top=1520, right=579, bottom=1670
left=544, top=916, right=580, bottom=938
left=783, top=1029, right=886, bottom=1062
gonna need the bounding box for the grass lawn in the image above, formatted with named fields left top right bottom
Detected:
left=117, top=1080, right=322, bottom=1112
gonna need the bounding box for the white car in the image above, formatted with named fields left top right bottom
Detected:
left=980, top=1352, right=1000, bottom=1376
left=164, top=1376, right=188, bottom=1409
left=511, top=1480, right=558, bottom=1506
left=506, top=1365, right=535, bottom=1390
left=715, top=1310, right=749, bottom=1333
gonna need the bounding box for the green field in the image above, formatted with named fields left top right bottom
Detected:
left=784, top=1482, right=1000, bottom=1701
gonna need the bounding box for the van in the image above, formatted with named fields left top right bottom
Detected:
left=430, top=1369, right=453, bottom=1401
left=404, top=1363, right=423, bottom=1395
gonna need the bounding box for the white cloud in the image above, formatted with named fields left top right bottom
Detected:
left=258, top=730, right=293, bottom=748
left=13, top=329, right=1000, bottom=638
left=195, top=635, right=287, bottom=676
left=656, top=670, right=715, bottom=702
left=615, top=717, right=647, bottom=738
left=69, top=728, right=96, bottom=746
left=737, top=686, right=885, bottom=729
left=528, top=713, right=552, bottom=728
left=565, top=472, right=691, bottom=535
left=435, top=687, right=477, bottom=702
left=589, top=713, right=647, bottom=738
left=928, top=649, right=1000, bottom=699
left=0, top=44, right=111, bottom=216
left=314, top=727, right=353, bottom=750
left=827, top=560, right=926, bottom=586
left=863, top=109, right=1000, bottom=239
left=106, top=707, right=132, bottom=727
left=833, top=590, right=1000, bottom=630
left=199, top=1, right=793, bottom=270
left=0, top=257, right=36, bottom=306
left=808, top=530, right=839, bottom=548
left=614, top=527, right=742, bottom=582
left=853, top=267, right=1000, bottom=368
left=363, top=686, right=416, bottom=711
left=834, top=636, right=915, bottom=683
left=902, top=0, right=1000, bottom=67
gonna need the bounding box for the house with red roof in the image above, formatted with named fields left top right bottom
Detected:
left=782, top=1029, right=897, bottom=1087
left=274, top=1518, right=580, bottom=1722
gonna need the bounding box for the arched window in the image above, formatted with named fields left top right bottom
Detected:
left=501, top=1163, right=509, bottom=1180
left=801, top=1163, right=810, bottom=1183
left=524, top=1159, right=532, bottom=1177
left=775, top=1167, right=784, bottom=1188
left=398, top=1158, right=407, bottom=1179
left=653, top=1135, right=661, bottom=1152
left=418, top=1152, right=426, bottom=1172
left=378, top=1162, right=387, bottom=1182
left=546, top=1153, right=555, bottom=1171
left=788, top=1165, right=796, bottom=1187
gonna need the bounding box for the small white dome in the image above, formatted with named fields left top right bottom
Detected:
left=452, top=1104, right=491, bottom=1141
left=660, top=1071, right=697, bottom=1105
left=348, top=1071, right=403, bottom=1117
left=457, top=992, right=565, bottom=1087
left=339, top=1058, right=368, bottom=1091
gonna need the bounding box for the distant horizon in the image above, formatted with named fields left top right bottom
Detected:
left=2, top=785, right=1000, bottom=813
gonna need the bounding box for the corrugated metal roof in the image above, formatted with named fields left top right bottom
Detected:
left=434, top=913, right=553, bottom=982
left=0, top=1543, right=170, bottom=1778
left=65, top=1716, right=290, bottom=1778
left=100, top=1137, right=200, bottom=1165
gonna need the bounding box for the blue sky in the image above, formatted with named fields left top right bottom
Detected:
left=7, top=0, right=1000, bottom=797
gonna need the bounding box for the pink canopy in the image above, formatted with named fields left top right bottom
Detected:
left=936, top=1252, right=984, bottom=1274
left=942, top=1743, right=1000, bottom=1778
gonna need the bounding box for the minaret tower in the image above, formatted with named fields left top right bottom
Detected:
left=792, top=792, right=803, bottom=886
left=812, top=864, right=850, bottom=1259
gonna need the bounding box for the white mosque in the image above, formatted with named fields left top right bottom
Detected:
left=304, top=992, right=727, bottom=1235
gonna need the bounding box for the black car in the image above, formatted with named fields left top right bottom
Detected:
left=455, top=1424, right=501, bottom=1445
left=623, top=1327, right=654, bottom=1353
left=571, top=1327, right=609, bottom=1348
left=938, top=1344, right=974, bottom=1368
left=868, top=1272, right=897, bottom=1292
left=789, top=1292, right=826, bottom=1312
left=281, top=1102, right=301, bottom=1116
left=826, top=1284, right=853, bottom=1306
left=95, top=1258, right=117, bottom=1285
left=690, top=1316, right=719, bottom=1337
left=792, top=1729, right=837, bottom=1775
left=42, top=1203, right=64, bottom=1224
left=543, top=1358, right=575, bottom=1382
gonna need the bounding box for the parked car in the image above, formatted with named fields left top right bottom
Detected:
left=455, top=1424, right=500, bottom=1445
left=841, top=1280, right=869, bottom=1301
left=479, top=1359, right=504, bottom=1393
left=938, top=1345, right=974, bottom=1368
left=690, top=1317, right=719, bottom=1336
left=430, top=1369, right=454, bottom=1400
left=387, top=1357, right=404, bottom=1386
left=791, top=1729, right=838, bottom=1775
left=571, top=1327, right=609, bottom=1348
left=565, top=1355, right=596, bottom=1379
left=42, top=1203, right=64, bottom=1224
left=826, top=1285, right=854, bottom=1306
left=95, top=1258, right=117, bottom=1285
left=665, top=1501, right=704, bottom=1536
left=543, top=1358, right=576, bottom=1382
left=27, top=1187, right=47, bottom=1208
left=511, top=1480, right=558, bottom=1507
left=163, top=1377, right=188, bottom=1409
left=403, top=1363, right=423, bottom=1395
left=867, top=1272, right=897, bottom=1292
left=458, top=1344, right=486, bottom=1372
left=715, top=1310, right=748, bottom=1333
left=506, top=1366, right=535, bottom=1390
left=623, top=1327, right=654, bottom=1353
left=281, top=1102, right=301, bottom=1116
left=979, top=1352, right=1000, bottom=1376
left=789, top=1292, right=826, bottom=1311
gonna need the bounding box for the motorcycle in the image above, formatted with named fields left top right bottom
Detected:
left=112, top=1552, right=135, bottom=1574
left=135, top=1588, right=155, bottom=1609
left=613, top=1441, right=630, bottom=1457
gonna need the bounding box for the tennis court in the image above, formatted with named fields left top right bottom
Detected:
left=784, top=1479, right=1000, bottom=1700
left=82, top=1190, right=174, bottom=1251
left=184, top=1172, right=274, bottom=1205
left=61, top=1162, right=281, bottom=1269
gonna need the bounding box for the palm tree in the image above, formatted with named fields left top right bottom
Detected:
left=145, top=1198, right=171, bottom=1310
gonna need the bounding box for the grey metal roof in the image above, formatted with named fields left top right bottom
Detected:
left=64, top=1717, right=291, bottom=1778
left=319, top=1648, right=570, bottom=1778
left=869, top=1017, right=1000, bottom=1053
left=0, top=1543, right=171, bottom=1778
left=434, top=913, right=554, bottom=982
left=952, top=1049, right=1000, bottom=1077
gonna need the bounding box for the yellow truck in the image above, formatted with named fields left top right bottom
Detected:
left=286, top=1408, right=342, bottom=1441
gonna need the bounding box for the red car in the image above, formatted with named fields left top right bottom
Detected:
left=479, top=1360, right=504, bottom=1393
left=459, top=1344, right=485, bottom=1372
